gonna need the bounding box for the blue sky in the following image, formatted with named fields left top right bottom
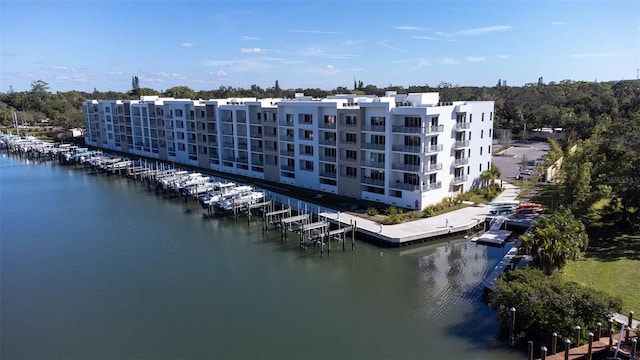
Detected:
left=1, top=0, right=639, bottom=93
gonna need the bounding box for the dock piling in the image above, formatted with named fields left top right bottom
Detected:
left=551, top=332, right=557, bottom=355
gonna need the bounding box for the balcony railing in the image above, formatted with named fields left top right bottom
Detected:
left=319, top=122, right=336, bottom=129
left=426, top=144, right=443, bottom=153
left=392, top=144, right=420, bottom=153
left=319, top=155, right=337, bottom=162
left=279, top=135, right=294, bottom=142
left=319, top=139, right=337, bottom=146
left=222, top=142, right=234, bottom=148
left=428, top=125, right=445, bottom=133
left=454, top=122, right=471, bottom=130
left=423, top=162, right=443, bottom=172
left=453, top=158, right=469, bottom=166
left=361, top=177, right=385, bottom=187
left=453, top=175, right=468, bottom=184
left=424, top=181, right=442, bottom=191
left=391, top=163, right=420, bottom=172
left=391, top=126, right=421, bottom=134
left=390, top=181, right=420, bottom=191
left=454, top=140, right=470, bottom=148
left=280, top=150, right=295, bottom=157
left=319, top=171, right=337, bottom=179
left=362, top=125, right=385, bottom=132
left=362, top=161, right=385, bottom=169
left=280, top=165, right=295, bottom=172
left=362, top=143, right=386, bottom=151
left=279, top=120, right=294, bottom=127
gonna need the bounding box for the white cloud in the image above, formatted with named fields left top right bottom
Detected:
left=109, top=71, right=123, bottom=75
left=53, top=65, right=68, bottom=70
left=437, top=58, right=460, bottom=65
left=241, top=36, right=259, bottom=41
left=205, top=59, right=276, bottom=73
left=240, top=47, right=266, bottom=54
left=436, top=25, right=512, bottom=37
left=297, top=47, right=356, bottom=59
left=326, top=64, right=334, bottom=69
left=181, top=42, right=194, bottom=48
left=497, top=54, right=510, bottom=59
left=570, top=52, right=625, bottom=58
left=376, top=41, right=404, bottom=52
left=411, top=36, right=456, bottom=42
left=392, top=26, right=426, bottom=31
left=551, top=21, right=565, bottom=25
left=466, top=56, right=486, bottom=62
left=210, top=70, right=227, bottom=76
left=410, top=60, right=431, bottom=70
left=294, top=30, right=338, bottom=35
left=344, top=39, right=367, bottom=46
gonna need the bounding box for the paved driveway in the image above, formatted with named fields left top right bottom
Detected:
left=492, top=141, right=550, bottom=180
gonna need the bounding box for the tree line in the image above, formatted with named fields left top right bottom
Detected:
left=2, top=79, right=638, bottom=140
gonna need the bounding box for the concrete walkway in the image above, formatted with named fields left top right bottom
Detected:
left=318, top=182, right=522, bottom=246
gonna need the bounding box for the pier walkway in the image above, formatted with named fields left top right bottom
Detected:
left=266, top=182, right=522, bottom=246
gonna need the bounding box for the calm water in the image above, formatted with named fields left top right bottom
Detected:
left=0, top=153, right=524, bottom=359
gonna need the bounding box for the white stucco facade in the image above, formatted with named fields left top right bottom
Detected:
left=84, top=92, right=494, bottom=209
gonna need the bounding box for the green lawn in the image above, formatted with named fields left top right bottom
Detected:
left=562, top=227, right=640, bottom=314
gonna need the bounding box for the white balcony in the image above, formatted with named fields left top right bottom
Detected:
left=453, top=158, right=468, bottom=166
left=453, top=175, right=468, bottom=184
left=423, top=162, right=443, bottom=173
left=454, top=140, right=470, bottom=149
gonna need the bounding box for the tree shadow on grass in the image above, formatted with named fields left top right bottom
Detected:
left=585, top=226, right=640, bottom=262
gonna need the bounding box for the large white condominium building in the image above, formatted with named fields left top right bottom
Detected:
left=84, top=91, right=494, bottom=209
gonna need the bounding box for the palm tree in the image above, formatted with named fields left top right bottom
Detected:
left=521, top=208, right=588, bottom=275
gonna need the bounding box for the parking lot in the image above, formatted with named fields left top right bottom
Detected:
left=492, top=141, right=550, bottom=180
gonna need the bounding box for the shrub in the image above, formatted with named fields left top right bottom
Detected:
left=422, top=207, right=435, bottom=217
left=489, top=267, right=622, bottom=350
left=366, top=207, right=378, bottom=217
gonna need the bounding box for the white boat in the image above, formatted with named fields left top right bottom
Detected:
left=182, top=181, right=217, bottom=196
left=219, top=187, right=264, bottom=211
left=199, top=182, right=240, bottom=206
left=174, top=173, right=209, bottom=191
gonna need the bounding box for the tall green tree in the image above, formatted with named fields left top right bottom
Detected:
left=164, top=86, right=196, bottom=99
left=521, top=208, right=588, bottom=275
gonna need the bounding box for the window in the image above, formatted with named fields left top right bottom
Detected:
left=257, top=113, right=261, bottom=120
left=346, top=166, right=357, bottom=177
left=303, top=130, right=314, bottom=140
left=345, top=115, right=357, bottom=125
left=304, top=145, right=313, bottom=155
left=482, top=113, right=485, bottom=121
left=324, top=115, right=335, bottom=124
left=345, top=149, right=357, bottom=160
left=469, top=114, right=472, bottom=122
left=479, top=164, right=482, bottom=172
left=468, top=149, right=471, bottom=157
left=469, top=132, right=472, bottom=140
left=488, top=145, right=491, bottom=153
left=489, top=129, right=492, bottom=137
left=490, top=112, right=493, bottom=121
left=301, top=160, right=314, bottom=171
left=345, top=133, right=357, bottom=143
left=404, top=116, right=420, bottom=127
left=371, top=116, right=385, bottom=126
left=481, top=129, right=484, bottom=139
left=372, top=135, right=385, bottom=145
left=404, top=136, right=419, bottom=146
left=480, top=147, right=483, bottom=155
